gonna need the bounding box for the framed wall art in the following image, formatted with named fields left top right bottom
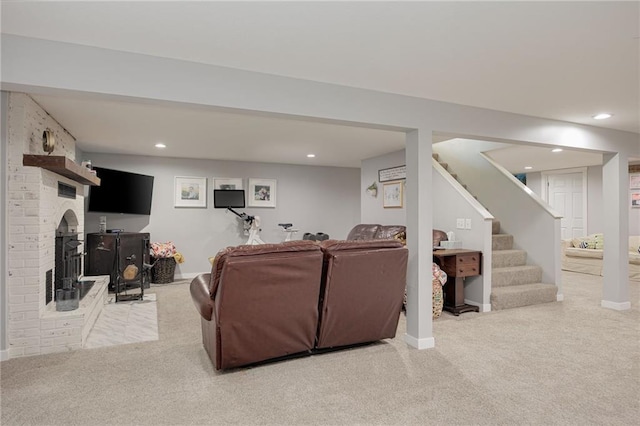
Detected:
left=213, top=177, right=243, bottom=190
left=383, top=181, right=403, bottom=208
left=247, top=178, right=276, bottom=208
left=174, top=176, right=207, bottom=208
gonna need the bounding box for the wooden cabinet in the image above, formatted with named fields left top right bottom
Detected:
left=433, top=249, right=482, bottom=315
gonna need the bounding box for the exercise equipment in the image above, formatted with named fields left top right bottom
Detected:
left=278, top=223, right=299, bottom=242
left=226, top=207, right=265, bottom=245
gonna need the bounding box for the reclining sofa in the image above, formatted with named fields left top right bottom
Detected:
left=190, top=239, right=408, bottom=370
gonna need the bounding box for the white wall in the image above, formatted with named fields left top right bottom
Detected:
left=360, top=150, right=406, bottom=225
left=432, top=163, right=494, bottom=310
left=84, top=153, right=360, bottom=278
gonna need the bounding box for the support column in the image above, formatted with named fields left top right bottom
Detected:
left=404, top=129, right=434, bottom=349
left=1, top=91, right=8, bottom=360
left=601, top=152, right=630, bottom=310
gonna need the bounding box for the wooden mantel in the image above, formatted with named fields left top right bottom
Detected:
left=23, top=155, right=101, bottom=186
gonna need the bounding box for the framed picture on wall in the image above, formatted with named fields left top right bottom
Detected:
left=383, top=181, right=403, bottom=208
left=632, top=191, right=640, bottom=208
left=247, top=178, right=276, bottom=208
left=174, top=176, right=207, bottom=208
left=213, top=177, right=243, bottom=190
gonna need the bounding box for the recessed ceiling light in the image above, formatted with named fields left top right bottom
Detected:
left=551, top=148, right=563, bottom=153
left=592, top=113, right=612, bottom=120
left=155, top=143, right=166, bottom=148
left=524, top=166, right=533, bottom=170
left=306, top=154, right=316, bottom=158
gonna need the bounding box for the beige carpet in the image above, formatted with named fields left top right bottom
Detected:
left=1, top=273, right=638, bottom=425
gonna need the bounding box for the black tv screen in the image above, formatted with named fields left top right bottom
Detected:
left=88, top=167, right=154, bottom=215
left=214, top=189, right=245, bottom=208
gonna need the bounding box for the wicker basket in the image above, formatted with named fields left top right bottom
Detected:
left=151, top=257, right=176, bottom=284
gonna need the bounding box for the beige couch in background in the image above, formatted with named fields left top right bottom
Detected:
left=561, top=235, right=640, bottom=281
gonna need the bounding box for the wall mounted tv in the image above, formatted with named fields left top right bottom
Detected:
left=88, top=167, right=154, bottom=215
left=214, top=189, right=245, bottom=209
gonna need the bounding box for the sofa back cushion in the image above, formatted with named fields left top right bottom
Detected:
left=316, top=239, right=407, bottom=349
left=211, top=240, right=323, bottom=369
left=346, top=224, right=381, bottom=240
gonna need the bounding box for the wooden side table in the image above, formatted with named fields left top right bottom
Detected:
left=433, top=249, right=482, bottom=316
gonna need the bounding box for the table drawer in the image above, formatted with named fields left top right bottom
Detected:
left=439, top=253, right=480, bottom=277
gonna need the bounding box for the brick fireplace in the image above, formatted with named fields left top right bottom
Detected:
left=6, top=93, right=108, bottom=358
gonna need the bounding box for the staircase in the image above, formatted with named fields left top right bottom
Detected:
left=490, top=219, right=557, bottom=310
left=433, top=153, right=558, bottom=311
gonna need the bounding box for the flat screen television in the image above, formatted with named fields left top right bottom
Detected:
left=88, top=167, right=154, bottom=215
left=214, top=189, right=245, bottom=208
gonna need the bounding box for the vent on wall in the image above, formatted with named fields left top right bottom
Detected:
left=46, top=269, right=53, bottom=305
left=58, top=182, right=76, bottom=199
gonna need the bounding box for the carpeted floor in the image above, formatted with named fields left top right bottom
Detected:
left=1, top=272, right=638, bottom=425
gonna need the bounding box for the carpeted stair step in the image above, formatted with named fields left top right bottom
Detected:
left=492, top=249, right=527, bottom=268
left=492, top=265, right=542, bottom=287
left=492, top=220, right=500, bottom=234
left=492, top=234, right=513, bottom=250
left=491, top=283, right=557, bottom=310
left=438, top=162, right=448, bottom=170
left=432, top=153, right=439, bottom=161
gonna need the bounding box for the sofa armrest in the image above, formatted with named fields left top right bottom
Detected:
left=190, top=273, right=213, bottom=321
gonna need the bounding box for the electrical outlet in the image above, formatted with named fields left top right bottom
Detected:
left=456, top=218, right=465, bottom=229
left=465, top=218, right=472, bottom=229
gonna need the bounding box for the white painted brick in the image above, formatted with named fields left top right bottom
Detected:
left=10, top=319, right=40, bottom=329
left=42, top=328, right=78, bottom=338
left=8, top=312, right=25, bottom=321
left=53, top=335, right=81, bottom=345
left=40, top=321, right=57, bottom=330
left=10, top=336, right=40, bottom=347
left=24, top=294, right=39, bottom=303
left=24, top=311, right=40, bottom=320
left=8, top=277, right=25, bottom=286
left=9, top=302, right=39, bottom=313
left=24, top=346, right=42, bottom=356
left=56, top=318, right=84, bottom=328
left=9, top=295, right=25, bottom=305
left=40, top=338, right=53, bottom=347
left=23, top=225, right=39, bottom=233
left=9, top=328, right=40, bottom=339
left=8, top=347, right=25, bottom=357
left=24, top=259, right=40, bottom=268
left=23, top=277, right=40, bottom=285
left=9, top=259, right=24, bottom=268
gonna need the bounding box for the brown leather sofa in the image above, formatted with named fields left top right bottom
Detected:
left=190, top=239, right=408, bottom=370
left=190, top=241, right=324, bottom=370
left=316, top=239, right=407, bottom=349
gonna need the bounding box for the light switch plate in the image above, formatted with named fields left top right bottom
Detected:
left=456, top=218, right=465, bottom=229
left=465, top=218, right=472, bottom=229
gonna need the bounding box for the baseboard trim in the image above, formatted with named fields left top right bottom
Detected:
left=464, top=299, right=491, bottom=312
left=0, top=349, right=9, bottom=361
left=174, top=272, right=201, bottom=280
left=404, top=333, right=435, bottom=350
left=601, top=300, right=631, bottom=311
left=556, top=294, right=564, bottom=301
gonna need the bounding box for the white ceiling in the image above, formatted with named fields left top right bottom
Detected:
left=2, top=1, right=638, bottom=169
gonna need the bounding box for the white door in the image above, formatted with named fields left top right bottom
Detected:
left=546, top=171, right=586, bottom=240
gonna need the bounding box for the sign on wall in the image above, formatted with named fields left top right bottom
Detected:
left=378, top=165, right=406, bottom=182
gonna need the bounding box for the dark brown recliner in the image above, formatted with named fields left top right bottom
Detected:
left=190, top=241, right=323, bottom=370
left=315, top=239, right=408, bottom=349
